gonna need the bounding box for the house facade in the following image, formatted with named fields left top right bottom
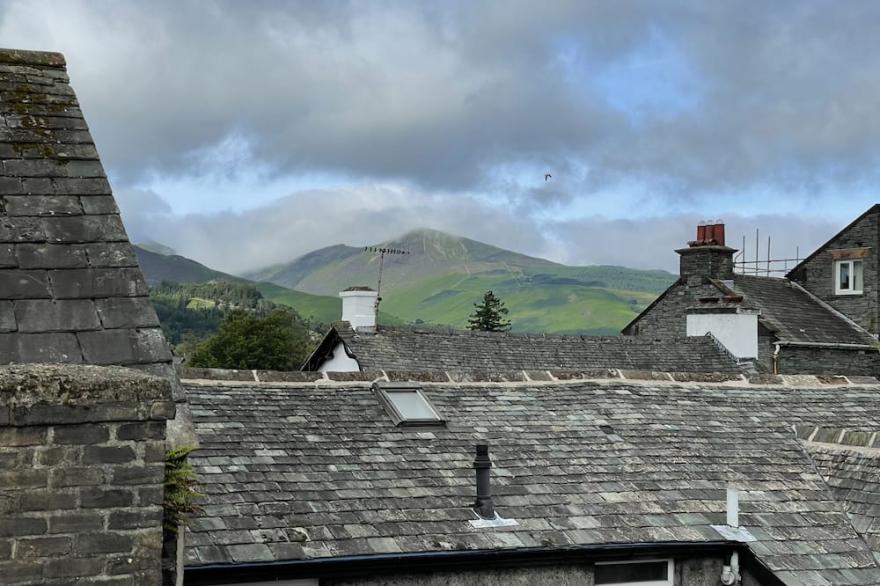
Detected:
left=622, top=218, right=880, bottom=376
left=786, top=204, right=880, bottom=335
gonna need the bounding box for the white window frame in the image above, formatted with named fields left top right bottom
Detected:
left=594, top=559, right=674, bottom=586
left=834, top=259, right=864, bottom=295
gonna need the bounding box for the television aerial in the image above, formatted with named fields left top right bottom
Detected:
left=363, top=246, right=409, bottom=311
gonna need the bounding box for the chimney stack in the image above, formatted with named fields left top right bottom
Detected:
left=340, top=286, right=378, bottom=331
left=677, top=220, right=736, bottom=282
left=473, top=444, right=495, bottom=519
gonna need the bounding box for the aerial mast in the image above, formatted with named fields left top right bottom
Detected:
left=363, top=246, right=408, bottom=312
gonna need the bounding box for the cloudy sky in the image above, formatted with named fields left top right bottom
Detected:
left=2, top=0, right=878, bottom=274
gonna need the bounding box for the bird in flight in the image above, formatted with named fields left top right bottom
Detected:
left=544, top=173, right=552, bottom=181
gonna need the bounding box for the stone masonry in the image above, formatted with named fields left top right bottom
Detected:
left=0, top=364, right=173, bottom=585
left=788, top=205, right=880, bottom=335
left=0, top=47, right=195, bottom=447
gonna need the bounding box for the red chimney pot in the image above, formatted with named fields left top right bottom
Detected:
left=714, top=223, right=725, bottom=246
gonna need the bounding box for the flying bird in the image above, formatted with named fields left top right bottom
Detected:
left=544, top=173, right=552, bottom=181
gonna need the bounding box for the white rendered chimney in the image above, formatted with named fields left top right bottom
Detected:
left=340, top=287, right=378, bottom=330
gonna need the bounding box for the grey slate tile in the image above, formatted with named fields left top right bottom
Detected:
left=0, top=270, right=52, bottom=299
left=13, top=299, right=100, bottom=332
left=16, top=243, right=89, bottom=269
left=95, top=297, right=160, bottom=329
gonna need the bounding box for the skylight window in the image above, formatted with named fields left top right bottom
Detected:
left=373, top=383, right=445, bottom=427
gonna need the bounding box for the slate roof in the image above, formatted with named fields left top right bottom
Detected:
left=305, top=322, right=746, bottom=373
left=800, top=431, right=880, bottom=561
left=0, top=49, right=171, bottom=369
left=731, top=275, right=876, bottom=346
left=185, top=377, right=880, bottom=584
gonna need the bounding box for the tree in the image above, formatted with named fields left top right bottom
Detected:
left=467, top=290, right=512, bottom=332
left=188, top=308, right=314, bottom=370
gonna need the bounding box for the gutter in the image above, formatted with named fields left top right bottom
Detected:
left=775, top=340, right=877, bottom=351
left=185, top=541, right=784, bottom=585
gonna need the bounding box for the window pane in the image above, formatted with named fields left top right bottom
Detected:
left=595, top=561, right=668, bottom=584
left=840, top=262, right=850, bottom=290
left=387, top=391, right=438, bottom=420
left=853, top=260, right=863, bottom=291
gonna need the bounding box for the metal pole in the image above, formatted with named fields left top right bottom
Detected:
left=755, top=229, right=759, bottom=275
left=767, top=236, right=771, bottom=276
left=376, top=251, right=385, bottom=312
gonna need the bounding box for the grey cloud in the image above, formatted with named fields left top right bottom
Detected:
left=117, top=179, right=841, bottom=278
left=131, top=184, right=551, bottom=274
left=550, top=213, right=841, bottom=273
left=115, top=188, right=173, bottom=243
left=6, top=1, right=878, bottom=199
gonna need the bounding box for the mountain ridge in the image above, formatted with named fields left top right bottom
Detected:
left=243, top=228, right=674, bottom=334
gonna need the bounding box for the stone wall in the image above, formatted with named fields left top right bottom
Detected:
left=777, top=345, right=880, bottom=377
left=678, top=246, right=736, bottom=280
left=0, top=364, right=173, bottom=585
left=622, top=280, right=722, bottom=339
left=788, top=209, right=879, bottom=334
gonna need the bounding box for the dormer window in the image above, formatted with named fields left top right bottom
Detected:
left=374, top=382, right=445, bottom=427
left=835, top=259, right=863, bottom=295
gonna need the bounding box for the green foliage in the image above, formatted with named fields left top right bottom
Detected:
left=164, top=446, right=202, bottom=533
left=468, top=290, right=512, bottom=332
left=150, top=294, right=224, bottom=346
left=188, top=308, right=313, bottom=370
left=150, top=280, right=294, bottom=350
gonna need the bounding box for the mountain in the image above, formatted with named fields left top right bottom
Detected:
left=247, top=229, right=675, bottom=335
left=135, top=240, right=178, bottom=256
left=135, top=246, right=235, bottom=285
left=132, top=245, right=388, bottom=326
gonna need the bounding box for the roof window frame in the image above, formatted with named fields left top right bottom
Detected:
left=594, top=559, right=674, bottom=586
left=373, top=382, right=446, bottom=428
left=834, top=258, right=864, bottom=296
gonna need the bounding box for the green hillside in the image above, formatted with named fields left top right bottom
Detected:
left=133, top=245, right=393, bottom=327
left=256, top=282, right=402, bottom=326
left=134, top=246, right=236, bottom=285
left=247, top=228, right=675, bottom=334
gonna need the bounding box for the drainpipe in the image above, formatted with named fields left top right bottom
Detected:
left=720, top=487, right=741, bottom=585
left=772, top=343, right=781, bottom=375
left=473, top=444, right=495, bottom=519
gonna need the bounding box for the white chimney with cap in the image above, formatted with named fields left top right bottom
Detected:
left=340, top=286, right=378, bottom=331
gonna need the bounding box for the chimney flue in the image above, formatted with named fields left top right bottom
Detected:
left=339, top=286, right=378, bottom=331
left=473, top=444, right=494, bottom=519
left=691, top=220, right=726, bottom=247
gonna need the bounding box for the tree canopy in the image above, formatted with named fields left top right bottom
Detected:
left=467, top=290, right=512, bottom=332
left=188, top=308, right=313, bottom=370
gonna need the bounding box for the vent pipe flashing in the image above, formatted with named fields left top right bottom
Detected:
left=473, top=444, right=494, bottom=519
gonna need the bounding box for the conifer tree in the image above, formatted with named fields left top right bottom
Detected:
left=467, top=290, right=512, bottom=332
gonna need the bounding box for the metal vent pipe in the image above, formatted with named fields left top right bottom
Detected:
left=473, top=444, right=494, bottom=519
